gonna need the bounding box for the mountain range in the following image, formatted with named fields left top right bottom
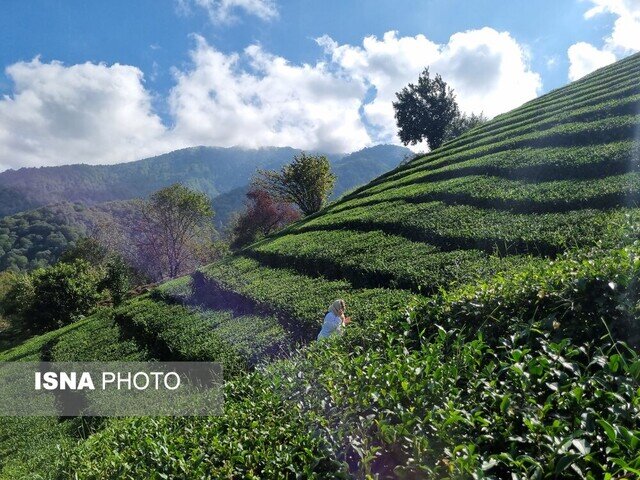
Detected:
left=0, top=144, right=412, bottom=219
left=0, top=144, right=412, bottom=270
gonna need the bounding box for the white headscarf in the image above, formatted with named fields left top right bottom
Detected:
left=329, top=299, right=345, bottom=318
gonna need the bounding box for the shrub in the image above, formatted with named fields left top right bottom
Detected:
left=99, top=255, right=131, bottom=306
left=24, top=260, right=101, bottom=332
left=2, top=273, right=35, bottom=320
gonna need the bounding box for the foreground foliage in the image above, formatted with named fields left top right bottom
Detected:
left=61, top=243, right=640, bottom=478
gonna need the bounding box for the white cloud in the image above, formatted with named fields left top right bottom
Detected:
left=567, top=0, right=640, bottom=80
left=546, top=55, right=560, bottom=69
left=168, top=36, right=370, bottom=153
left=0, top=29, right=543, bottom=169
left=320, top=28, right=542, bottom=145
left=584, top=0, right=640, bottom=52
left=567, top=41, right=617, bottom=80
left=0, top=57, right=176, bottom=170
left=176, top=0, right=277, bottom=24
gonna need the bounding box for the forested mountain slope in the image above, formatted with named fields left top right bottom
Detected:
left=0, top=201, right=138, bottom=271
left=0, top=144, right=411, bottom=218
left=0, top=145, right=411, bottom=270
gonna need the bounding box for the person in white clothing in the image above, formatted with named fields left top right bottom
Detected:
left=317, top=299, right=351, bottom=340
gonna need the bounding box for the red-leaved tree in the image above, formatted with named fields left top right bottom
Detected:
left=231, top=187, right=300, bottom=249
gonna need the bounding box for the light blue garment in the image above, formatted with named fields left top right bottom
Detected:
left=317, top=311, right=342, bottom=340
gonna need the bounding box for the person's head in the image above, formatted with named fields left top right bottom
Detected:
left=329, top=299, right=346, bottom=317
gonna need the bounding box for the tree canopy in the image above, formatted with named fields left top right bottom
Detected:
left=393, top=68, right=460, bottom=150
left=134, top=184, right=215, bottom=279
left=444, top=112, right=488, bottom=143
left=255, top=153, right=336, bottom=216
left=230, top=187, right=300, bottom=249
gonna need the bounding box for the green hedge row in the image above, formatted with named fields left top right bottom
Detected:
left=60, top=243, right=640, bottom=479
left=365, top=141, right=640, bottom=202
left=440, top=71, right=640, bottom=154
left=294, top=199, right=634, bottom=255
left=453, top=54, right=640, bottom=144
left=0, top=310, right=149, bottom=479
left=345, top=114, right=640, bottom=204
left=428, top=88, right=640, bottom=163
left=200, top=255, right=415, bottom=335
left=113, top=296, right=290, bottom=373
left=247, top=229, right=529, bottom=293
left=329, top=163, right=640, bottom=219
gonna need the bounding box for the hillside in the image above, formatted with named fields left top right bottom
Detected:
left=1, top=53, right=639, bottom=478
left=210, top=145, right=412, bottom=229
left=0, top=145, right=411, bottom=269
left=0, top=144, right=411, bottom=219
left=0, top=201, right=141, bottom=271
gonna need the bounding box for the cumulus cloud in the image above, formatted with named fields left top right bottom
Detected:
left=584, top=0, right=640, bottom=52
left=0, top=57, right=175, bottom=170
left=176, top=0, right=277, bottom=24
left=567, top=41, right=617, bottom=81
left=567, top=0, right=640, bottom=80
left=319, top=28, right=542, bottom=144
left=168, top=36, right=370, bottom=153
left=0, top=28, right=543, bottom=169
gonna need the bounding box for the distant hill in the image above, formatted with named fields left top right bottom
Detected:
left=0, top=144, right=412, bottom=218
left=0, top=201, right=139, bottom=271
left=331, top=144, right=414, bottom=196
left=0, top=144, right=412, bottom=270
left=211, top=144, right=413, bottom=228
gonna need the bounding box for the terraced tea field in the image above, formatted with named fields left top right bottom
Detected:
left=218, top=53, right=640, bottom=302
left=2, top=53, right=640, bottom=478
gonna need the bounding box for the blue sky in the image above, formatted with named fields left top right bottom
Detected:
left=0, top=0, right=638, bottom=170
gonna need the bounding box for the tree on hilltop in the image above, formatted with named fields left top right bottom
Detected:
left=393, top=69, right=487, bottom=151
left=393, top=68, right=460, bottom=150
left=255, top=153, right=336, bottom=216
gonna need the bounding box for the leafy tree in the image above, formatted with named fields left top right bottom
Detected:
left=134, top=184, right=215, bottom=279
left=393, top=68, right=460, bottom=150
left=59, top=235, right=147, bottom=305
left=0, top=271, right=24, bottom=317
left=0, top=271, right=32, bottom=340
left=60, top=237, right=108, bottom=265
left=99, top=255, right=131, bottom=306
left=231, top=187, right=301, bottom=249
left=444, top=112, right=488, bottom=143
left=255, top=153, right=336, bottom=216
left=17, top=260, right=101, bottom=332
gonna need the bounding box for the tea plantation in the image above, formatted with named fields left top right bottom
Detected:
left=2, top=53, right=640, bottom=478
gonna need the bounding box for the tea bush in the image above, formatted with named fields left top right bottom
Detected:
left=0, top=309, right=149, bottom=479
left=248, top=229, right=528, bottom=292
left=114, top=295, right=291, bottom=373
left=8, top=51, right=640, bottom=480
left=200, top=255, right=415, bottom=332
left=61, top=244, right=640, bottom=479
